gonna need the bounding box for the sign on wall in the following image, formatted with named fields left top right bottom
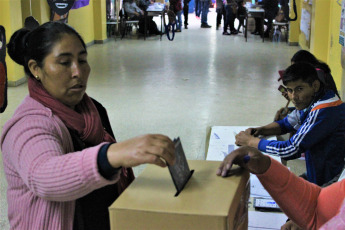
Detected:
left=72, top=0, right=90, bottom=9
left=340, top=0, right=345, bottom=46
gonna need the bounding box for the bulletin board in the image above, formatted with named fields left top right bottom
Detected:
left=300, top=1, right=313, bottom=48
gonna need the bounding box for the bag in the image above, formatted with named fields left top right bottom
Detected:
left=275, top=8, right=285, bottom=22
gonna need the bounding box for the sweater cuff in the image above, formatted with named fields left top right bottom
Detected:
left=97, top=143, right=122, bottom=180
left=258, top=139, right=269, bottom=152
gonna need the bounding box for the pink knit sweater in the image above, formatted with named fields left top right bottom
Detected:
left=258, top=158, right=345, bottom=229
left=1, top=96, right=120, bottom=230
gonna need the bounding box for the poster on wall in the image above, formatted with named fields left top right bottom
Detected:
left=340, top=0, right=345, bottom=69
left=339, top=0, right=345, bottom=46
left=47, top=0, right=75, bottom=23
left=0, top=25, right=7, bottom=113
left=300, top=8, right=311, bottom=41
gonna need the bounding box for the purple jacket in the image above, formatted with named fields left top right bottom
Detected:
left=1, top=96, right=120, bottom=230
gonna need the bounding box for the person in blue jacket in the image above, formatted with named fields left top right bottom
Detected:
left=235, top=62, right=345, bottom=186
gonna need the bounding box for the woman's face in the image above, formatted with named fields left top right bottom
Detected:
left=37, top=33, right=90, bottom=109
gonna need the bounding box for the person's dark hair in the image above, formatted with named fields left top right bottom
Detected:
left=290, top=50, right=340, bottom=98
left=7, top=21, right=86, bottom=78
left=283, top=62, right=321, bottom=87
left=291, top=50, right=331, bottom=74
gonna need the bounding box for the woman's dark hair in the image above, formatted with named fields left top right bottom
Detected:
left=283, top=62, right=321, bottom=87
left=291, top=50, right=331, bottom=73
left=290, top=50, right=340, bottom=98
left=7, top=21, right=86, bottom=78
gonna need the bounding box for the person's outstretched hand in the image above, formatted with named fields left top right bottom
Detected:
left=216, top=146, right=271, bottom=177
left=107, top=134, right=175, bottom=168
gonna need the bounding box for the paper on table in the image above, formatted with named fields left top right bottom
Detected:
left=147, top=3, right=165, bottom=11
left=206, top=126, right=280, bottom=162
left=250, top=174, right=271, bottom=198
left=248, top=211, right=288, bottom=230
left=206, top=126, right=281, bottom=198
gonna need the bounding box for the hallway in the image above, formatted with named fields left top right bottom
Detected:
left=0, top=11, right=300, bottom=229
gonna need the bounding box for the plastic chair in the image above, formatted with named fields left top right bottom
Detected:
left=119, top=8, right=139, bottom=39
left=271, top=20, right=289, bottom=43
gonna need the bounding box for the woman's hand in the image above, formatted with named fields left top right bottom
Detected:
left=216, top=146, right=271, bottom=177
left=107, top=134, right=175, bottom=168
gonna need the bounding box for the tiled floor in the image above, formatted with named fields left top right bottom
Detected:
left=0, top=11, right=304, bottom=229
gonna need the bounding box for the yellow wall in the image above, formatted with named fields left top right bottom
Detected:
left=0, top=0, right=25, bottom=84
left=298, top=1, right=312, bottom=50
left=309, top=0, right=331, bottom=63
left=327, top=1, right=343, bottom=95
left=288, top=0, right=301, bottom=45
left=69, top=1, right=95, bottom=44
left=92, top=0, right=107, bottom=42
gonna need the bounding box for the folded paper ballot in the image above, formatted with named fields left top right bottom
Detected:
left=168, top=137, right=194, bottom=196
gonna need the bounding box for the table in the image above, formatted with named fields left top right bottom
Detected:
left=206, top=126, right=278, bottom=162
left=205, top=126, right=288, bottom=230
left=245, top=8, right=265, bottom=42
left=144, top=8, right=165, bottom=40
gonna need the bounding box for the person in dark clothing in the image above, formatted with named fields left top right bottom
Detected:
left=236, top=0, right=246, bottom=33
left=216, top=0, right=225, bottom=30
left=223, top=0, right=238, bottom=35
left=183, top=0, right=191, bottom=29
left=170, top=0, right=183, bottom=32
left=137, top=0, right=162, bottom=35
left=252, top=0, right=278, bottom=37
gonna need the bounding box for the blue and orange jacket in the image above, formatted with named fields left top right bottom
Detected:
left=258, top=90, right=345, bottom=186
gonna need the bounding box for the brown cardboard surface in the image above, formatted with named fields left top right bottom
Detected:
left=109, top=160, right=249, bottom=230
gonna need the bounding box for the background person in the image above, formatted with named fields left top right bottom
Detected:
left=183, top=0, right=191, bottom=29
left=2, top=21, right=175, bottom=230
left=123, top=0, right=144, bottom=19
left=216, top=146, right=345, bottom=230
left=138, top=0, right=162, bottom=35
left=223, top=0, right=238, bottom=35
left=216, top=0, right=225, bottom=30
left=252, top=0, right=278, bottom=37
left=200, top=0, right=212, bottom=28
left=170, top=0, right=183, bottom=32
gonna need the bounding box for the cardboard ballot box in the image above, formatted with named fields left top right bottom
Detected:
left=109, top=160, right=250, bottom=230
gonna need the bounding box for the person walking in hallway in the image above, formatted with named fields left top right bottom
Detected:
left=200, top=0, right=211, bottom=28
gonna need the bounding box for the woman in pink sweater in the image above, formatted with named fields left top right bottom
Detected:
left=217, top=146, right=345, bottom=230
left=1, top=21, right=175, bottom=230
